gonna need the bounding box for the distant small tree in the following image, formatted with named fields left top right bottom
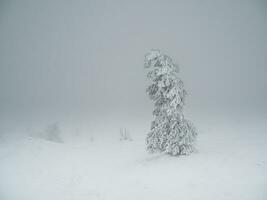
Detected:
left=144, top=50, right=197, bottom=155
left=119, top=128, right=132, bottom=141
left=43, top=123, right=63, bottom=143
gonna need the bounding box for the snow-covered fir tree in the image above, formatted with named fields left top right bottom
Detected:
left=144, top=50, right=197, bottom=156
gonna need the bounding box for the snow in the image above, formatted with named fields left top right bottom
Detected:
left=0, top=115, right=266, bottom=200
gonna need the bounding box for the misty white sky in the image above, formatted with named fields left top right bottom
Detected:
left=0, top=0, right=266, bottom=120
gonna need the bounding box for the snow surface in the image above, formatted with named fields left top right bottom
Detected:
left=0, top=116, right=266, bottom=200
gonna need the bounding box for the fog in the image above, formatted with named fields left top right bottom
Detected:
left=1, top=1, right=267, bottom=199
left=0, top=0, right=267, bottom=132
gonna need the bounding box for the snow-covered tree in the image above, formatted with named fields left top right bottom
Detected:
left=144, top=50, right=197, bottom=156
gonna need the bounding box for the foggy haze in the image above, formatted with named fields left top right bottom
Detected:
left=1, top=1, right=267, bottom=200
left=0, top=0, right=267, bottom=126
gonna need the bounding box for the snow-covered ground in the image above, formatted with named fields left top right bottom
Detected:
left=0, top=115, right=266, bottom=200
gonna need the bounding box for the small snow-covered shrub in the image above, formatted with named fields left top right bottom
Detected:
left=144, top=50, right=197, bottom=156
left=42, top=123, right=63, bottom=143
left=119, top=128, right=132, bottom=141
left=90, top=135, right=94, bottom=142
